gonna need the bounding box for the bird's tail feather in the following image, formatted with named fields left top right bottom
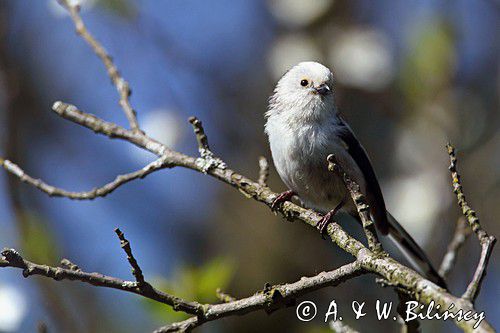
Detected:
left=386, top=212, right=447, bottom=288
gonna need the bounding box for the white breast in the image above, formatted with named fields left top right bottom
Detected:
left=265, top=111, right=363, bottom=213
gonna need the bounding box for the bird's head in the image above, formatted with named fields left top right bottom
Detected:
left=268, top=62, right=335, bottom=121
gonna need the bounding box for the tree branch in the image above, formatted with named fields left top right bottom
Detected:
left=57, top=0, right=140, bottom=132
left=115, top=228, right=146, bottom=286
left=327, top=154, right=383, bottom=253
left=0, top=242, right=363, bottom=333
left=329, top=320, right=360, bottom=333
left=258, top=156, right=269, bottom=187
left=188, top=116, right=226, bottom=173
left=154, top=262, right=364, bottom=332
left=215, top=288, right=236, bottom=303
left=446, top=144, right=496, bottom=303
left=439, top=217, right=471, bottom=279
left=328, top=152, right=416, bottom=332
left=0, top=247, right=204, bottom=315
left=0, top=154, right=171, bottom=199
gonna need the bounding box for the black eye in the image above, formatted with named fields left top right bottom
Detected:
left=300, top=79, right=309, bottom=87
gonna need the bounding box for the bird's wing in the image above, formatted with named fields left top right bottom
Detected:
left=336, top=116, right=389, bottom=234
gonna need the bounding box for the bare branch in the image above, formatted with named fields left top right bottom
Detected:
left=52, top=101, right=166, bottom=154
left=188, top=116, right=210, bottom=152
left=439, top=217, right=471, bottom=279
left=329, top=320, right=360, bottom=333
left=0, top=248, right=204, bottom=316
left=446, top=144, right=496, bottom=303
left=154, top=262, right=364, bottom=333
left=0, top=245, right=363, bottom=333
left=115, top=228, right=145, bottom=286
left=57, top=0, right=141, bottom=131
left=0, top=154, right=171, bottom=200
left=155, top=317, right=197, bottom=333
left=215, top=288, right=236, bottom=303
left=60, top=258, right=81, bottom=272
left=327, top=154, right=383, bottom=253
left=188, top=116, right=226, bottom=173
left=258, top=156, right=269, bottom=187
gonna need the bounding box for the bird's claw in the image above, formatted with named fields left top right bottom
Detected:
left=317, top=211, right=334, bottom=238
left=271, top=190, right=295, bottom=210
left=317, top=196, right=346, bottom=238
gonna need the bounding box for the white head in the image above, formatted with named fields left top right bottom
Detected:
left=267, top=62, right=335, bottom=122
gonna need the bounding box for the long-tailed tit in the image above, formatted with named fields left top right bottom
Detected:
left=265, top=61, right=446, bottom=288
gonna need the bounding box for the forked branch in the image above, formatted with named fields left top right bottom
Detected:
left=57, top=0, right=140, bottom=131
left=446, top=144, right=496, bottom=303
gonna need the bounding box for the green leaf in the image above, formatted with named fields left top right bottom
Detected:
left=197, top=257, right=235, bottom=302
left=143, top=277, right=191, bottom=323
left=18, top=211, right=59, bottom=264
left=142, top=257, right=236, bottom=323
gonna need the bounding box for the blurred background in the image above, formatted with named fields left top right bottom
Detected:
left=0, top=0, right=498, bottom=332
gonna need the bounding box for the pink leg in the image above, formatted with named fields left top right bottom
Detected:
left=317, top=196, right=347, bottom=236
left=271, top=190, right=296, bottom=210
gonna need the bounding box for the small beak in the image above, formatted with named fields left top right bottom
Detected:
left=314, top=84, right=330, bottom=96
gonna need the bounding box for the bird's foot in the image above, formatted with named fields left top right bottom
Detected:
left=317, top=211, right=335, bottom=238
left=271, top=190, right=295, bottom=211
left=317, top=199, right=345, bottom=238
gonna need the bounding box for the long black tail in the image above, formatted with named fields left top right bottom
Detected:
left=386, top=212, right=447, bottom=288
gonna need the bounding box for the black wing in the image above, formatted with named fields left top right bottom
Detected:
left=336, top=117, right=389, bottom=235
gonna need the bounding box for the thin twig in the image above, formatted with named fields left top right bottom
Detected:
left=57, top=0, right=141, bottom=132
left=0, top=248, right=204, bottom=315
left=188, top=117, right=210, bottom=152
left=188, top=116, right=226, bottom=173
left=153, top=262, right=364, bottom=333
left=60, top=258, right=81, bottom=272
left=258, top=156, right=269, bottom=187
left=446, top=143, right=496, bottom=303
left=115, top=228, right=145, bottom=286
left=0, top=154, right=171, bottom=200
left=327, top=154, right=383, bottom=253
left=215, top=288, right=236, bottom=303
left=439, top=217, right=471, bottom=279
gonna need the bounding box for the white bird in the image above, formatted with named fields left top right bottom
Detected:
left=265, top=61, right=446, bottom=288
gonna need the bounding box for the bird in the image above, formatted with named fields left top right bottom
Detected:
left=264, top=61, right=446, bottom=288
